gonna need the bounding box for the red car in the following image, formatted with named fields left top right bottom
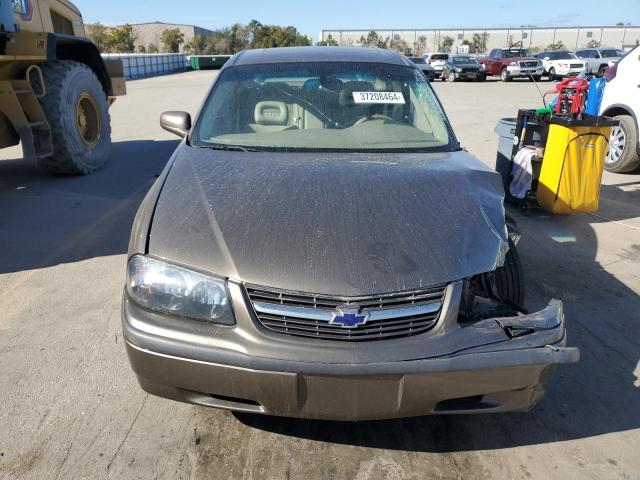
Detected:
left=479, top=48, right=545, bottom=81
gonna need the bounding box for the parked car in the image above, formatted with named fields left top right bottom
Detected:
left=408, top=56, right=437, bottom=80
left=442, top=55, right=485, bottom=82
left=478, top=48, right=544, bottom=81
left=575, top=47, right=623, bottom=76
left=122, top=47, right=578, bottom=421
left=422, top=52, right=449, bottom=74
left=599, top=46, right=640, bottom=173
left=535, top=51, right=586, bottom=80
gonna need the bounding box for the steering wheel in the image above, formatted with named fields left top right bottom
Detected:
left=352, top=114, right=395, bottom=127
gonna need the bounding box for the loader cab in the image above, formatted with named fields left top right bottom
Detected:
left=13, top=0, right=85, bottom=36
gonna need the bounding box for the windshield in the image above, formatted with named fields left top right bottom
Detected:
left=430, top=54, right=448, bottom=61
left=452, top=56, right=478, bottom=64
left=409, top=57, right=426, bottom=64
left=502, top=49, right=530, bottom=58
left=600, top=49, right=623, bottom=57
left=545, top=51, right=575, bottom=60
left=192, top=62, right=457, bottom=153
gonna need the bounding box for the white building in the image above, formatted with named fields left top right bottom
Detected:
left=320, top=26, right=640, bottom=53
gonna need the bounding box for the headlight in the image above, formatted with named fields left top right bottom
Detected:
left=127, top=255, right=235, bottom=325
left=509, top=61, right=518, bottom=66
left=558, top=63, right=567, bottom=68
left=455, top=67, right=462, bottom=72
left=480, top=63, right=485, bottom=70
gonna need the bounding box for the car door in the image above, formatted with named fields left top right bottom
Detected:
left=586, top=50, right=599, bottom=73
left=576, top=49, right=591, bottom=72
left=486, top=49, right=500, bottom=74
left=604, top=47, right=640, bottom=116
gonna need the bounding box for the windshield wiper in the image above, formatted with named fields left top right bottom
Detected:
left=201, top=144, right=260, bottom=152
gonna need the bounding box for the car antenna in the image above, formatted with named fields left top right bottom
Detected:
left=528, top=72, right=547, bottom=109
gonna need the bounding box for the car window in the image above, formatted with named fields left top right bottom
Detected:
left=430, top=54, right=448, bottom=60
left=588, top=50, right=600, bottom=58
left=546, top=51, right=574, bottom=60
left=410, top=57, right=427, bottom=64
left=599, top=49, right=623, bottom=57
left=452, top=56, right=478, bottom=64
left=489, top=49, right=500, bottom=58
left=502, top=49, right=529, bottom=58
left=192, top=62, right=456, bottom=153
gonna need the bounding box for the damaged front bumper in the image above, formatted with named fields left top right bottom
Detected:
left=122, top=282, right=579, bottom=421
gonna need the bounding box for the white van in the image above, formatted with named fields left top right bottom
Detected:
left=600, top=46, right=640, bottom=173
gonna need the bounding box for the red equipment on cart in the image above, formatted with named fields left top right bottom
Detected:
left=548, top=78, right=590, bottom=118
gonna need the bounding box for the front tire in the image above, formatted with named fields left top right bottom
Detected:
left=39, top=60, right=111, bottom=175
left=500, top=68, right=511, bottom=82
left=548, top=67, right=556, bottom=81
left=448, top=71, right=456, bottom=82
left=477, top=73, right=486, bottom=82
left=494, top=239, right=525, bottom=307
left=605, top=115, right=640, bottom=173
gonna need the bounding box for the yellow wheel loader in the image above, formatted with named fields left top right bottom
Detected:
left=0, top=0, right=126, bottom=174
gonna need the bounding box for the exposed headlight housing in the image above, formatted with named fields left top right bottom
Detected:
left=126, top=255, right=235, bottom=325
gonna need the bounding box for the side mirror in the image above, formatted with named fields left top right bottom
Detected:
left=160, top=111, right=191, bottom=138
left=544, top=56, right=550, bottom=60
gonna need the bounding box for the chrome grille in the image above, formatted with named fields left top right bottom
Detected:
left=520, top=61, right=538, bottom=68
left=246, top=284, right=447, bottom=342
left=570, top=63, right=583, bottom=69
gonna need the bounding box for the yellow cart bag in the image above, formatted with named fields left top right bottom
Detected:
left=537, top=122, right=612, bottom=214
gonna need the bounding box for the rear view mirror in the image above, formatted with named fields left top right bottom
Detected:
left=160, top=111, right=191, bottom=138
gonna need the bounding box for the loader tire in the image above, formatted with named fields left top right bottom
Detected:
left=39, top=61, right=111, bottom=175
left=494, top=239, right=525, bottom=308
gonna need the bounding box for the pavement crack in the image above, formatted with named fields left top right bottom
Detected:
left=106, top=394, right=148, bottom=471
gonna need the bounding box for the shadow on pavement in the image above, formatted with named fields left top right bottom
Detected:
left=0, top=139, right=178, bottom=274
left=234, top=182, right=640, bottom=453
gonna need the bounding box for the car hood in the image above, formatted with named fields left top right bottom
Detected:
left=148, top=146, right=508, bottom=296
left=505, top=57, right=538, bottom=63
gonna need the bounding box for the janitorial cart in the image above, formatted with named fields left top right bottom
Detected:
left=495, top=77, right=618, bottom=214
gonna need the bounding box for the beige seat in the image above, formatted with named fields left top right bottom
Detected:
left=250, top=100, right=325, bottom=132
left=250, top=101, right=296, bottom=133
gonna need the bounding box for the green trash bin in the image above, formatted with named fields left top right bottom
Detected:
left=189, top=55, right=231, bottom=70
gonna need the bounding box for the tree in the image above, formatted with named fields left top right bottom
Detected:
left=389, top=38, right=407, bottom=54
left=471, top=32, right=489, bottom=53
left=252, top=25, right=310, bottom=49
left=358, top=30, right=389, bottom=49
left=185, top=35, right=212, bottom=55
left=616, top=21, right=625, bottom=26
left=440, top=35, right=454, bottom=53
left=546, top=41, right=566, bottom=51
left=317, top=34, right=339, bottom=46
left=137, top=44, right=146, bottom=53
left=104, top=24, right=136, bottom=53
left=413, top=35, right=427, bottom=56
left=85, top=22, right=108, bottom=51
left=161, top=28, right=185, bottom=53
left=148, top=43, right=159, bottom=53
left=586, top=39, right=600, bottom=48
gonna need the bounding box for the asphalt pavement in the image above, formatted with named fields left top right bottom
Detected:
left=1, top=71, right=639, bottom=480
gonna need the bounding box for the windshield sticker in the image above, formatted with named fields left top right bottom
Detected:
left=352, top=92, right=405, bottom=104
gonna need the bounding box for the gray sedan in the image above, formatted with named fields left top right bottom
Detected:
left=122, top=47, right=578, bottom=421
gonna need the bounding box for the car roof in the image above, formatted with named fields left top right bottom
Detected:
left=231, top=47, right=413, bottom=67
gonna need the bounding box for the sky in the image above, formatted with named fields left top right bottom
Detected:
left=80, top=0, right=640, bottom=40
